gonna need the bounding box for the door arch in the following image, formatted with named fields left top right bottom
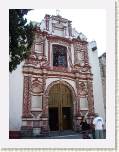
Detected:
left=48, top=83, right=73, bottom=131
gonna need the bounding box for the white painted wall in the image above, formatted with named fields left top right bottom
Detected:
left=9, top=62, right=24, bottom=131
left=88, top=42, right=105, bottom=124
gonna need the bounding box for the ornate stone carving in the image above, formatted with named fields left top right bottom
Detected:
left=31, top=111, right=42, bottom=119
left=87, top=81, right=94, bottom=114
left=42, top=95, right=48, bottom=118
left=35, top=33, right=45, bottom=43
left=21, top=15, right=96, bottom=135
left=74, top=43, right=89, bottom=67
left=31, top=78, right=43, bottom=95
left=67, top=46, right=73, bottom=67
left=34, top=42, right=44, bottom=53
left=80, top=66, right=90, bottom=73
left=22, top=76, right=32, bottom=118
left=25, top=52, right=48, bottom=68
left=45, top=80, right=77, bottom=118
left=78, top=82, right=88, bottom=96
left=48, top=36, right=71, bottom=47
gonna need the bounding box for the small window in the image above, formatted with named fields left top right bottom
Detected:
left=53, top=45, right=67, bottom=67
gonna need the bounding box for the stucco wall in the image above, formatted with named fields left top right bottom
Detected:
left=9, top=62, right=24, bottom=131
left=88, top=42, right=105, bottom=124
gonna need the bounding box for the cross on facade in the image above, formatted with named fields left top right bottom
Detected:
left=56, top=9, right=60, bottom=16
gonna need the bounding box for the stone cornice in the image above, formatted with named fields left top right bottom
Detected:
left=22, top=65, right=93, bottom=80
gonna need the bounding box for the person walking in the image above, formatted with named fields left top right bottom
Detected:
left=93, top=113, right=104, bottom=139
left=80, top=116, right=91, bottom=139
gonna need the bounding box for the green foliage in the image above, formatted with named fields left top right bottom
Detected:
left=9, top=9, right=34, bottom=72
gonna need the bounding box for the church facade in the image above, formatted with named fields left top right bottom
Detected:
left=9, top=14, right=105, bottom=137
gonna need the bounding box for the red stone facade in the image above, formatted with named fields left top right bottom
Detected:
left=21, top=24, right=94, bottom=135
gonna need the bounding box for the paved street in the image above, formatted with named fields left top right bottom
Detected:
left=23, top=130, right=93, bottom=139
left=44, top=134, right=82, bottom=139
left=22, top=130, right=106, bottom=139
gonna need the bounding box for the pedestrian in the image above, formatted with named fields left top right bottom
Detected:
left=93, top=113, right=104, bottom=139
left=90, top=121, right=95, bottom=139
left=80, top=116, right=91, bottom=139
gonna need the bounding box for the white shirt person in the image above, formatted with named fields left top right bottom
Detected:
left=93, top=113, right=104, bottom=139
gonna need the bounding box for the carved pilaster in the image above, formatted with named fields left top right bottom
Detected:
left=87, top=80, right=94, bottom=114
left=68, top=46, right=73, bottom=68
left=48, top=41, right=50, bottom=65
left=75, top=78, right=80, bottom=116
left=42, top=74, right=48, bottom=118
left=22, top=76, right=32, bottom=118
left=42, top=95, right=48, bottom=117
left=84, top=45, right=89, bottom=65
left=45, top=15, right=50, bottom=31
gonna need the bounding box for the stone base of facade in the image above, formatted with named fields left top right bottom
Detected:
left=10, top=114, right=95, bottom=138
left=21, top=126, right=33, bottom=137
left=20, top=113, right=95, bottom=138
left=9, top=131, right=21, bottom=139
left=21, top=117, right=49, bottom=137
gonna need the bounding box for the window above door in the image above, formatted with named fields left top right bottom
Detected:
left=52, top=44, right=67, bottom=68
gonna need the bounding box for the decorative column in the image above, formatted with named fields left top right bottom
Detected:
left=45, top=15, right=50, bottom=31
left=22, top=76, right=32, bottom=118
left=48, top=41, right=50, bottom=65
left=41, top=72, right=49, bottom=134
left=68, top=21, right=72, bottom=36
left=75, top=78, right=80, bottom=116
left=42, top=73, right=48, bottom=117
left=84, top=45, right=89, bottom=65
left=87, top=80, right=94, bottom=115
left=74, top=77, right=81, bottom=131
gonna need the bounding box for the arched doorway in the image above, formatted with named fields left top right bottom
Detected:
left=48, top=83, right=73, bottom=131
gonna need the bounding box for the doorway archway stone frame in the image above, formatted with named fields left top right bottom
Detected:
left=44, top=80, right=77, bottom=131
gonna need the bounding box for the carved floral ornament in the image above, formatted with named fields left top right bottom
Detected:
left=35, top=33, right=46, bottom=43
left=25, top=51, right=48, bottom=68
left=31, top=79, right=43, bottom=94
left=48, top=36, right=71, bottom=46
left=78, top=82, right=88, bottom=96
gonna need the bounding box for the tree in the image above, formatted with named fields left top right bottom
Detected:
left=9, top=9, right=34, bottom=72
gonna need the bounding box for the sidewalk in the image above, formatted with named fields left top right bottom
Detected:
left=21, top=130, right=106, bottom=139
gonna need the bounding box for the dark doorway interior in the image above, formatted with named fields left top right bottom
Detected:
left=62, top=107, right=72, bottom=130
left=49, top=108, right=59, bottom=131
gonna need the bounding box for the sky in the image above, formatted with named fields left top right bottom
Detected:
left=26, top=9, right=106, bottom=57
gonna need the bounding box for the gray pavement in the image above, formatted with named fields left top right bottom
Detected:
left=22, top=130, right=106, bottom=139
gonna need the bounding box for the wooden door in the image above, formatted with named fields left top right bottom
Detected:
left=48, top=84, right=73, bottom=131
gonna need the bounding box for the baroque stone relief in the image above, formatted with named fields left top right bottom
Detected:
left=78, top=82, right=88, bottom=96
left=67, top=46, right=73, bottom=67
left=74, top=44, right=85, bottom=66
left=35, top=33, right=45, bottom=43
left=75, top=51, right=85, bottom=66
left=22, top=76, right=32, bottom=118
left=31, top=78, right=43, bottom=95
left=34, top=32, right=46, bottom=54
left=25, top=52, right=48, bottom=68
left=34, top=43, right=43, bottom=53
